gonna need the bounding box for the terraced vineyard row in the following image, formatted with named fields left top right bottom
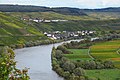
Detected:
left=90, top=39, right=120, bottom=68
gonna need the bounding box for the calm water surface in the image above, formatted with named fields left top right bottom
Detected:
left=15, top=40, right=82, bottom=80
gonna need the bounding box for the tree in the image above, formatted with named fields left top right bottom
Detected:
left=63, top=71, right=70, bottom=79
left=62, top=61, right=75, bottom=73
left=104, top=60, right=114, bottom=68
left=55, top=50, right=63, bottom=59
left=73, top=67, right=85, bottom=76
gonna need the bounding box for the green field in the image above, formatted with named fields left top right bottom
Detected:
left=63, top=49, right=92, bottom=61
left=86, top=69, right=120, bottom=80
left=90, top=39, right=120, bottom=68
left=63, top=40, right=120, bottom=80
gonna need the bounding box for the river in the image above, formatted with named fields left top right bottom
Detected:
left=15, top=40, right=82, bottom=80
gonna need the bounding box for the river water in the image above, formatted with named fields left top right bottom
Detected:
left=15, top=40, right=82, bottom=80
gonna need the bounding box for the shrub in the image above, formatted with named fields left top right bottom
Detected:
left=73, top=67, right=85, bottom=76
left=0, top=47, right=29, bottom=80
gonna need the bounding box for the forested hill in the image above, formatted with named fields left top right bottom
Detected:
left=0, top=5, right=120, bottom=14
left=0, top=5, right=87, bottom=16
left=83, top=7, right=120, bottom=12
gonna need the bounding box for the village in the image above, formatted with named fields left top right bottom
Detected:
left=22, top=17, right=68, bottom=23
left=44, top=30, right=96, bottom=40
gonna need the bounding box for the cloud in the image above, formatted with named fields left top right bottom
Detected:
left=73, top=0, right=103, bottom=8
left=102, top=0, right=120, bottom=7
left=0, top=0, right=120, bottom=8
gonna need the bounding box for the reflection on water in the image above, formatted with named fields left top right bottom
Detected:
left=15, top=40, right=82, bottom=80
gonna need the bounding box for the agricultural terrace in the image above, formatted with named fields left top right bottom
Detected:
left=63, top=49, right=92, bottom=61
left=90, top=39, right=120, bottom=68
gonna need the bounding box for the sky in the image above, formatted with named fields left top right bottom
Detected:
left=0, top=0, right=120, bottom=9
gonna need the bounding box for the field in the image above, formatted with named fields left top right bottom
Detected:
left=90, top=39, right=120, bottom=68
left=86, top=69, right=120, bottom=80
left=63, top=40, right=120, bottom=80
left=63, top=49, right=92, bottom=61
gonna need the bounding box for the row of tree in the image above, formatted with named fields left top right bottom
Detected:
left=52, top=49, right=88, bottom=80
left=9, top=39, right=61, bottom=49
left=63, top=40, right=93, bottom=49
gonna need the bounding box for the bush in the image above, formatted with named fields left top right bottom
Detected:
left=55, top=50, right=63, bottom=59
left=73, top=67, right=85, bottom=76
left=62, top=61, right=75, bottom=73
left=0, top=47, right=29, bottom=80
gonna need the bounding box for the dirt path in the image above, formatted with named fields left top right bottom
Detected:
left=88, top=47, right=95, bottom=60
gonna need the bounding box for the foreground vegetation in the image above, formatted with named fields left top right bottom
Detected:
left=0, top=47, right=29, bottom=80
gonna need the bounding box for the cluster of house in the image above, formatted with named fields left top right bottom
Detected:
left=21, top=18, right=68, bottom=23
left=44, top=31, right=96, bottom=40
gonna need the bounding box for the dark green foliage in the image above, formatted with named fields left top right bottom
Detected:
left=55, top=50, right=63, bottom=59
left=62, top=61, right=75, bottom=73
left=57, top=45, right=72, bottom=54
left=0, top=47, right=29, bottom=80
left=64, top=40, right=93, bottom=49
left=103, top=61, right=114, bottom=69
left=73, top=67, right=85, bottom=76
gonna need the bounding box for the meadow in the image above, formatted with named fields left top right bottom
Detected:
left=63, top=49, right=91, bottom=61
left=86, top=69, right=120, bottom=80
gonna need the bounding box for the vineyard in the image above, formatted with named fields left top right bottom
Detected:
left=90, top=39, right=120, bottom=68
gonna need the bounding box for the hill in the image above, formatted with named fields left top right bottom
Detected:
left=1, top=4, right=120, bottom=20
left=2, top=12, right=120, bottom=32
left=0, top=12, right=43, bottom=36
left=83, top=7, right=120, bottom=12
left=0, top=12, right=47, bottom=46
left=0, top=4, right=87, bottom=16
left=36, top=20, right=120, bottom=31
left=0, top=12, right=120, bottom=46
left=9, top=12, right=95, bottom=20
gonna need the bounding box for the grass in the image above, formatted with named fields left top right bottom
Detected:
left=86, top=69, right=120, bottom=80
left=63, top=49, right=92, bottom=61
left=90, top=39, right=120, bottom=68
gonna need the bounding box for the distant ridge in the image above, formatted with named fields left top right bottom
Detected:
left=0, top=4, right=87, bottom=16
left=82, top=7, right=120, bottom=12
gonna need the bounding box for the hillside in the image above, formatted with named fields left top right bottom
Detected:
left=5, top=12, right=120, bottom=32
left=0, top=12, right=43, bottom=36
left=36, top=20, right=120, bottom=31
left=86, top=12, right=120, bottom=20
left=83, top=7, right=120, bottom=12
left=0, top=12, right=47, bottom=46
left=0, top=11, right=120, bottom=46
left=0, top=5, right=87, bottom=16
left=9, top=12, right=95, bottom=20
left=1, top=5, right=120, bottom=20
left=1, top=5, right=120, bottom=15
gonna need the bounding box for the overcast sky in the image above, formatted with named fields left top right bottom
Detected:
left=0, top=0, right=120, bottom=9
